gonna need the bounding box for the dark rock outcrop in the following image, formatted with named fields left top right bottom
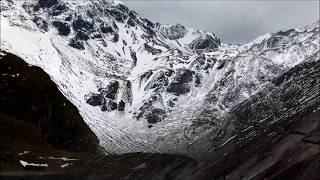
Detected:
left=52, top=21, right=70, bottom=36
left=121, top=81, right=133, bottom=104
left=86, top=93, right=103, bottom=106
left=145, top=108, right=167, bottom=124
left=113, top=33, right=119, bottom=42
left=144, top=43, right=162, bottom=55
left=101, top=99, right=118, bottom=112
left=48, top=2, right=67, bottom=16
left=194, top=73, right=202, bottom=87
left=118, top=100, right=125, bottom=111
left=100, top=23, right=114, bottom=33
left=189, top=34, right=220, bottom=50
left=33, top=16, right=48, bottom=31
left=277, top=28, right=296, bottom=36
left=161, top=23, right=187, bottom=40
left=76, top=30, right=90, bottom=40
left=38, top=0, right=57, bottom=8
left=216, top=60, right=226, bottom=70
left=0, top=52, right=100, bottom=154
left=99, top=80, right=119, bottom=100
left=106, top=9, right=128, bottom=23
left=134, top=95, right=167, bottom=124
left=130, top=50, right=137, bottom=67
left=72, top=16, right=93, bottom=32
left=167, top=68, right=194, bottom=95
left=69, top=37, right=85, bottom=49
left=127, top=18, right=135, bottom=27
left=145, top=71, right=168, bottom=91
left=140, top=70, right=153, bottom=86
left=86, top=81, right=121, bottom=112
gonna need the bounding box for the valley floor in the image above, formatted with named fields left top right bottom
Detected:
left=1, top=109, right=319, bottom=180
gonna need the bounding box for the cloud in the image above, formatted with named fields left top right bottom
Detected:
left=124, top=1, right=319, bottom=44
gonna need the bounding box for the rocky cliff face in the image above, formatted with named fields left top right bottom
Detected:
left=0, top=51, right=103, bottom=172
left=0, top=0, right=319, bottom=156
left=0, top=52, right=101, bottom=153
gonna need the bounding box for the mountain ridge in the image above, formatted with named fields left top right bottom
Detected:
left=0, top=0, right=319, bottom=155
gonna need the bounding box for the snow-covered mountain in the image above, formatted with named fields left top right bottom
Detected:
left=1, top=0, right=319, bottom=155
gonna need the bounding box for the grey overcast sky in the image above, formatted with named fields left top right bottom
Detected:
left=123, top=0, right=320, bottom=44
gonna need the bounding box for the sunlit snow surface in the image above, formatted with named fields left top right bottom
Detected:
left=1, top=0, right=319, bottom=155
left=20, top=160, right=48, bottom=168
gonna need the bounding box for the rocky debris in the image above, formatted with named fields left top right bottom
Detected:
left=35, top=0, right=67, bottom=15
left=194, top=73, right=202, bottom=87
left=118, top=100, right=125, bottom=111
left=277, top=28, right=296, bottom=36
left=127, top=18, right=135, bottom=27
left=144, top=19, right=155, bottom=29
left=121, top=81, right=133, bottom=104
left=86, top=93, right=103, bottom=106
left=76, top=30, right=89, bottom=40
left=100, top=23, right=114, bottom=33
left=69, top=37, right=85, bottom=49
left=106, top=8, right=128, bottom=23
left=144, top=43, right=162, bottom=55
left=190, top=55, right=206, bottom=70
left=72, top=16, right=93, bottom=32
left=216, top=60, right=226, bottom=70
left=134, top=95, right=167, bottom=124
left=167, top=98, right=176, bottom=107
left=123, top=40, right=127, bottom=46
left=64, top=15, right=72, bottom=21
left=145, top=71, right=169, bottom=91
left=167, top=68, right=194, bottom=95
left=52, top=21, right=70, bottom=36
left=86, top=81, right=124, bottom=112
left=38, top=0, right=57, bottom=8
left=160, top=23, right=187, bottom=40
left=266, top=36, right=282, bottom=48
left=49, top=2, right=67, bottom=16
left=130, top=50, right=137, bottom=66
left=113, top=33, right=119, bottom=42
left=128, top=11, right=137, bottom=20
left=116, top=3, right=129, bottom=13
left=204, top=58, right=216, bottom=70
left=99, top=80, right=119, bottom=100
left=33, top=16, right=48, bottom=31
left=140, top=70, right=153, bottom=86
left=101, top=99, right=118, bottom=112
left=191, top=56, right=216, bottom=72
left=145, top=108, right=167, bottom=124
